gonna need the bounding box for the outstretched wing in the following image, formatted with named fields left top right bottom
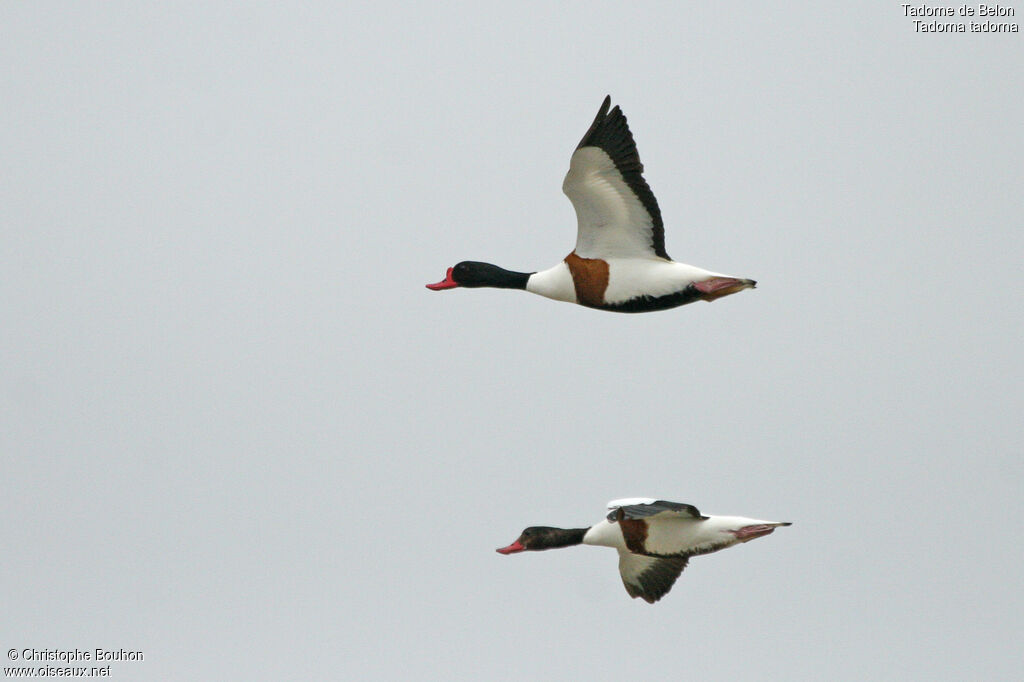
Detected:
left=606, top=498, right=707, bottom=523
left=617, top=551, right=689, bottom=604
left=562, top=96, right=669, bottom=261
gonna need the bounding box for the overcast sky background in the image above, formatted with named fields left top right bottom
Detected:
left=2, top=3, right=1021, bottom=680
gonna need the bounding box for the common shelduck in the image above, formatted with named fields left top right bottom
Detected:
left=427, top=97, right=756, bottom=313
left=496, top=498, right=791, bottom=603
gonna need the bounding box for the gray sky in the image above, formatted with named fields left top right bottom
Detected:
left=2, top=2, right=1021, bottom=680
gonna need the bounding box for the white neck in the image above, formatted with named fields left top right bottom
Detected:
left=524, top=262, right=576, bottom=303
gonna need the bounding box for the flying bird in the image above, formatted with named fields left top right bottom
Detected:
left=496, top=498, right=791, bottom=603
left=426, top=96, right=756, bottom=313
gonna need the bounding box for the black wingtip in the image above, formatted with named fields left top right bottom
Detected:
left=576, top=95, right=613, bottom=150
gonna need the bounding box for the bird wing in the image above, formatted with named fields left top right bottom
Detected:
left=606, top=498, right=707, bottom=523
left=562, top=96, right=669, bottom=261
left=617, top=551, right=689, bottom=604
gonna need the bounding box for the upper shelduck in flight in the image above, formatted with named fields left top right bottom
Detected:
left=496, top=498, right=791, bottom=603
left=427, top=96, right=756, bottom=313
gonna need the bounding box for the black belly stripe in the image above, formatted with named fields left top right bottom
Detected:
left=596, top=285, right=704, bottom=313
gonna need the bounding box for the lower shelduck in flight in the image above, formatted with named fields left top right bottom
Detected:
left=496, top=498, right=791, bottom=603
left=427, top=96, right=756, bottom=313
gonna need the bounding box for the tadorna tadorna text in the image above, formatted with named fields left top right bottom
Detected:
left=427, top=97, right=756, bottom=313
left=496, top=498, right=791, bottom=603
